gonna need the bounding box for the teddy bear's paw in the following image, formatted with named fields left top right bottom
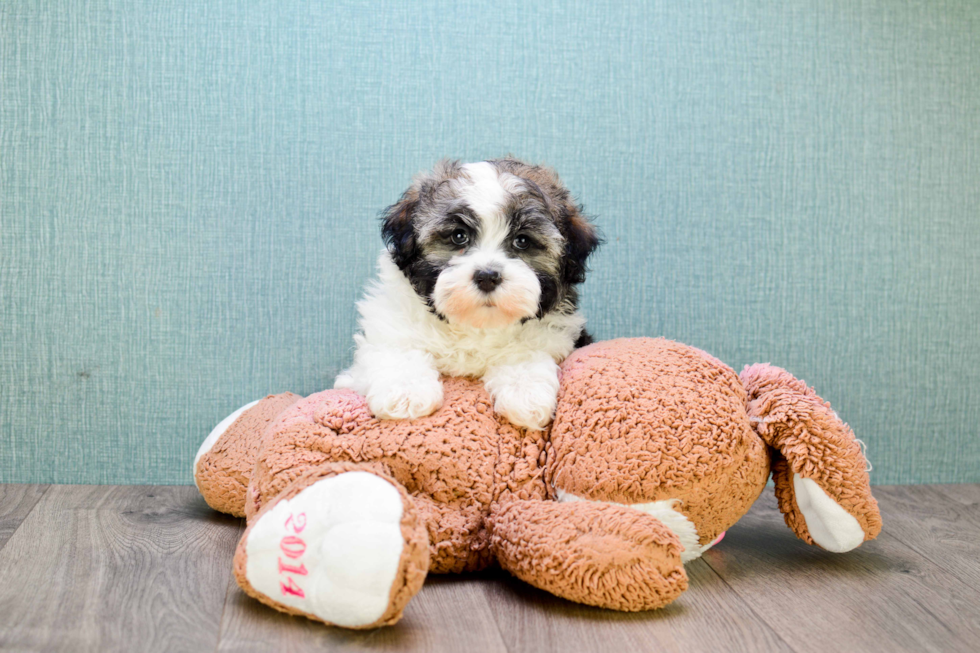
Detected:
left=241, top=472, right=413, bottom=628
left=489, top=377, right=559, bottom=431
left=366, top=376, right=444, bottom=420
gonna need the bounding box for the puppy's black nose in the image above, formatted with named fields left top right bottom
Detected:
left=473, top=269, right=502, bottom=293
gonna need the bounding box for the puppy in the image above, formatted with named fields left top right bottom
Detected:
left=335, top=158, right=600, bottom=430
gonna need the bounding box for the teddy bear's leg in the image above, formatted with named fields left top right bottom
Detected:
left=233, top=462, right=430, bottom=629
left=741, top=363, right=882, bottom=552
left=194, top=393, right=302, bottom=517
left=489, top=500, right=688, bottom=612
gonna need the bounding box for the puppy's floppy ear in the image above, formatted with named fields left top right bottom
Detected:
left=561, top=205, right=601, bottom=285
left=380, top=191, right=419, bottom=269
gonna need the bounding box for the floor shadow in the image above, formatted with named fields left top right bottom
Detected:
left=226, top=582, right=432, bottom=650
left=704, top=513, right=904, bottom=581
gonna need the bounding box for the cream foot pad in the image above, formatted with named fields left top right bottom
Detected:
left=792, top=473, right=866, bottom=553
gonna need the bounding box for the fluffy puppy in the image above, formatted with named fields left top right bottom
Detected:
left=335, top=158, right=600, bottom=430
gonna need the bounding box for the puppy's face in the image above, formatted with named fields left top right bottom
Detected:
left=381, top=159, right=599, bottom=329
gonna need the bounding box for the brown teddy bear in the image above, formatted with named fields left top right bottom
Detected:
left=194, top=337, right=881, bottom=629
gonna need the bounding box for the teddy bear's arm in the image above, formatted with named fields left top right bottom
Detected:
left=740, top=363, right=882, bottom=552
left=488, top=499, right=688, bottom=611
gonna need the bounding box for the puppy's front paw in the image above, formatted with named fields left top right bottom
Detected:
left=488, top=375, right=559, bottom=431
left=366, top=376, right=443, bottom=420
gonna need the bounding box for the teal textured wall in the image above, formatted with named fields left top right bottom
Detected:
left=2, top=1, right=978, bottom=485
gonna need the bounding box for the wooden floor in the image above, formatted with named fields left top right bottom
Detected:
left=0, top=484, right=977, bottom=652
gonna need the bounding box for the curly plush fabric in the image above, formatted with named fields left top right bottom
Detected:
left=194, top=337, right=882, bottom=627
left=490, top=500, right=688, bottom=611
left=549, top=338, right=770, bottom=545
left=246, top=377, right=545, bottom=573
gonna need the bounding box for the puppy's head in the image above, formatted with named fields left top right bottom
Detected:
left=381, top=158, right=600, bottom=329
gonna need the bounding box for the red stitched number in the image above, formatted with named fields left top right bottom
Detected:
left=285, top=512, right=307, bottom=534
left=280, top=575, right=305, bottom=598
left=278, top=558, right=308, bottom=575
left=280, top=535, right=306, bottom=559
left=278, top=512, right=308, bottom=598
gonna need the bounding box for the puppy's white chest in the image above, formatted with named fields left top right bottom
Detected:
left=421, top=317, right=577, bottom=378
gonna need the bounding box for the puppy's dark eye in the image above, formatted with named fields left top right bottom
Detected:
left=450, top=229, right=469, bottom=246
left=513, top=235, right=531, bottom=250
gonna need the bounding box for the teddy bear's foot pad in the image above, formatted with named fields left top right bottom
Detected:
left=242, top=471, right=408, bottom=627
left=792, top=473, right=865, bottom=552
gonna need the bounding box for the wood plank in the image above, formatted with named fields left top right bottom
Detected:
left=0, top=485, right=243, bottom=653
left=482, top=561, right=793, bottom=653
left=217, top=570, right=508, bottom=652
left=0, top=484, right=48, bottom=551
left=873, top=485, right=980, bottom=592
left=932, top=482, right=980, bottom=508
left=701, top=490, right=980, bottom=653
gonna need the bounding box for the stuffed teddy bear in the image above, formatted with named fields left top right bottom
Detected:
left=194, top=337, right=880, bottom=629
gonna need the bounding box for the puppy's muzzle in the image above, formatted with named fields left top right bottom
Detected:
left=473, top=268, right=503, bottom=293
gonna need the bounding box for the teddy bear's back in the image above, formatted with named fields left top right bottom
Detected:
left=547, top=337, right=769, bottom=544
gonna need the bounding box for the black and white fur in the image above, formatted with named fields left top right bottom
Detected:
left=335, top=158, right=600, bottom=430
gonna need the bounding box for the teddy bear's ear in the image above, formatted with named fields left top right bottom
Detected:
left=380, top=192, right=420, bottom=270
left=560, top=204, right=601, bottom=285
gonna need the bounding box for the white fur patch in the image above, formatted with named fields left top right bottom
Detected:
left=335, top=346, right=443, bottom=420
left=792, top=474, right=866, bottom=552
left=556, top=489, right=705, bottom=563
left=459, top=161, right=510, bottom=225
left=193, top=399, right=260, bottom=489
left=245, top=472, right=405, bottom=628
left=482, top=354, right=560, bottom=430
